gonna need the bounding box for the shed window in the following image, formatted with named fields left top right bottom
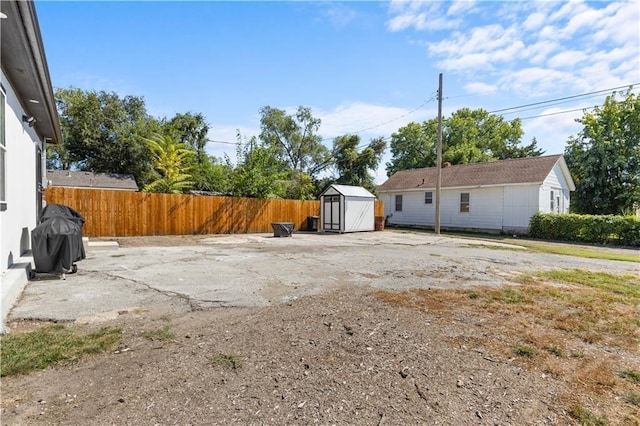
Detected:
left=550, top=191, right=554, bottom=212
left=424, top=191, right=433, bottom=204
left=395, top=194, right=403, bottom=212
left=460, top=192, right=469, bottom=213
left=0, top=87, right=6, bottom=208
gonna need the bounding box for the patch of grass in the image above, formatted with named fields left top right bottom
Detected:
left=545, top=345, right=563, bottom=357
left=512, top=241, right=639, bottom=263
left=618, top=370, right=640, bottom=384
left=110, top=254, right=126, bottom=258
left=622, top=391, right=640, bottom=407
left=210, top=353, right=242, bottom=370
left=467, top=291, right=479, bottom=299
left=141, top=326, right=175, bottom=342
left=513, top=342, right=537, bottom=358
left=429, top=253, right=442, bottom=257
left=538, top=270, right=640, bottom=299
left=569, top=405, right=607, bottom=425
left=0, top=324, right=121, bottom=377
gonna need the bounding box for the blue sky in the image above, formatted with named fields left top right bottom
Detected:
left=36, top=1, right=640, bottom=183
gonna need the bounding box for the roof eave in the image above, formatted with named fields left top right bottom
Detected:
left=1, top=0, right=62, bottom=144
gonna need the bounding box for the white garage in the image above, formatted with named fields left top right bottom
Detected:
left=319, top=184, right=375, bottom=233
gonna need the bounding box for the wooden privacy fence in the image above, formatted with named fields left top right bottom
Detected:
left=45, top=187, right=385, bottom=238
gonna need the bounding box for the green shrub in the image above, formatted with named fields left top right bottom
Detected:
left=529, top=212, right=640, bottom=246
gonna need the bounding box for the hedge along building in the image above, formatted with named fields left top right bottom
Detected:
left=1, top=0, right=62, bottom=329
left=378, top=155, right=575, bottom=234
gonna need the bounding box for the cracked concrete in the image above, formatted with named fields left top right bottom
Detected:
left=7, top=230, right=638, bottom=325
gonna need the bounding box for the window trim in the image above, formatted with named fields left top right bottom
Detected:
left=460, top=192, right=470, bottom=213
left=424, top=191, right=433, bottom=205
left=395, top=194, right=403, bottom=212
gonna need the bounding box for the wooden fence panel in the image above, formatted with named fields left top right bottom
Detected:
left=44, top=187, right=384, bottom=237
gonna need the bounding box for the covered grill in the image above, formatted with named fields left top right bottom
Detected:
left=31, top=204, right=86, bottom=278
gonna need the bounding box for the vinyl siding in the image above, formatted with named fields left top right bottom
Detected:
left=503, top=185, right=540, bottom=232
left=540, top=164, right=571, bottom=213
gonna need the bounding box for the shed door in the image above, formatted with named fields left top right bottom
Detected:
left=323, top=195, right=340, bottom=230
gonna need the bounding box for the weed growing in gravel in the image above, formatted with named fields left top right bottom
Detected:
left=618, top=370, right=640, bottom=383
left=569, top=405, right=607, bottom=425
left=513, top=342, right=536, bottom=358
left=622, top=391, right=640, bottom=407
left=0, top=325, right=121, bottom=377
left=141, top=326, right=175, bottom=342
left=210, top=353, right=242, bottom=370
left=545, top=345, right=563, bottom=357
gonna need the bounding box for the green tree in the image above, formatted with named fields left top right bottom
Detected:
left=333, top=134, right=386, bottom=193
left=161, top=112, right=218, bottom=191
left=565, top=90, right=640, bottom=215
left=386, top=108, right=542, bottom=176
left=259, top=106, right=331, bottom=177
left=54, top=88, right=160, bottom=184
left=143, top=133, right=194, bottom=194
left=385, top=121, right=437, bottom=176
left=231, top=135, right=288, bottom=198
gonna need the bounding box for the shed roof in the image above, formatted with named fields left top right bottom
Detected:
left=47, top=170, right=139, bottom=191
left=321, top=184, right=375, bottom=198
left=379, top=155, right=570, bottom=192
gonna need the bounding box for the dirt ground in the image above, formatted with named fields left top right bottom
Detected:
left=1, top=232, right=639, bottom=425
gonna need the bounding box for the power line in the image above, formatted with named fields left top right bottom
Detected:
left=488, top=83, right=637, bottom=114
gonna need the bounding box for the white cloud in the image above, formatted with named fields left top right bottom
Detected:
left=498, top=67, right=578, bottom=97
left=447, top=0, right=477, bottom=17
left=522, top=12, right=545, bottom=31
left=522, top=106, right=587, bottom=155
left=316, top=3, right=358, bottom=28
left=547, top=50, right=589, bottom=69
left=387, top=1, right=639, bottom=101
left=386, top=1, right=459, bottom=31
left=464, top=82, right=497, bottom=95
left=316, top=101, right=431, bottom=140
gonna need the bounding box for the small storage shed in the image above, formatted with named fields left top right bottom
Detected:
left=319, top=184, right=375, bottom=233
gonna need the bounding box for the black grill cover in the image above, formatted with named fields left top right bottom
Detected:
left=31, top=204, right=86, bottom=273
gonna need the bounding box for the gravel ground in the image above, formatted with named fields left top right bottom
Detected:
left=2, top=230, right=638, bottom=425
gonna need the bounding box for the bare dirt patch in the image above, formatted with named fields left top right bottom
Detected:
left=2, top=233, right=639, bottom=424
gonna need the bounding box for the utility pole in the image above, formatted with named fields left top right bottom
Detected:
left=435, top=73, right=443, bottom=235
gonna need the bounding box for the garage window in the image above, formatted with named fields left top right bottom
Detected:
left=424, top=191, right=433, bottom=204
left=395, top=194, right=403, bottom=212
left=460, top=192, right=469, bottom=213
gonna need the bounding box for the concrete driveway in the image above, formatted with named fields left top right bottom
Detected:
left=7, top=231, right=638, bottom=325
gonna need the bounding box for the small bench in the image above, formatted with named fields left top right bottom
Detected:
left=271, top=222, right=294, bottom=237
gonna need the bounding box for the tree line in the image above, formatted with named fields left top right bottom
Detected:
left=49, top=87, right=639, bottom=216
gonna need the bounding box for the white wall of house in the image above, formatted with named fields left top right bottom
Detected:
left=384, top=186, right=507, bottom=231
left=382, top=181, right=568, bottom=233
left=539, top=163, right=571, bottom=214
left=502, top=184, right=540, bottom=233
left=1, top=69, right=41, bottom=273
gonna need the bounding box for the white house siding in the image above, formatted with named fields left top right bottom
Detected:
left=384, top=191, right=434, bottom=226
left=440, top=187, right=504, bottom=230
left=384, top=186, right=506, bottom=231
left=502, top=185, right=540, bottom=233
left=0, top=69, right=40, bottom=274
left=540, top=163, right=571, bottom=214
